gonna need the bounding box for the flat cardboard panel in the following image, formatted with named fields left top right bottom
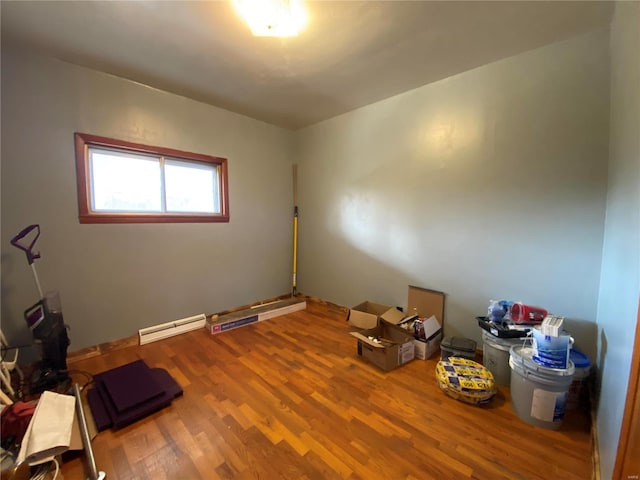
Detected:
left=407, top=285, right=445, bottom=325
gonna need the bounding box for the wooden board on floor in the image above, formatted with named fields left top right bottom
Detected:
left=206, top=297, right=306, bottom=334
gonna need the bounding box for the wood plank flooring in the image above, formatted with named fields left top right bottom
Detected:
left=60, top=299, right=592, bottom=480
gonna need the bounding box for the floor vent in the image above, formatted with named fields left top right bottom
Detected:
left=138, top=313, right=206, bottom=345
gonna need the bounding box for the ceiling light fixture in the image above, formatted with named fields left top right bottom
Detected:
left=233, top=0, right=307, bottom=37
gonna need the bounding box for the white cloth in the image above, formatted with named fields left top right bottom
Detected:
left=17, top=390, right=76, bottom=466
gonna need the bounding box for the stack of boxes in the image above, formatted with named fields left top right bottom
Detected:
left=348, top=286, right=445, bottom=371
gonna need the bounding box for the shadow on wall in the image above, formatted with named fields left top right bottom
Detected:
left=301, top=93, right=603, bottom=353
left=300, top=146, right=597, bottom=348
left=594, top=328, right=608, bottom=404
left=563, top=317, right=599, bottom=368
left=300, top=222, right=479, bottom=340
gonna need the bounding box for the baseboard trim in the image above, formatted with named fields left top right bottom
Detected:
left=295, top=292, right=349, bottom=314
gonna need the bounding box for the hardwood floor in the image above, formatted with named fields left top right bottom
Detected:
left=60, top=300, right=592, bottom=480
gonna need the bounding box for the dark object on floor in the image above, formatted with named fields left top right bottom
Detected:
left=87, top=359, right=182, bottom=431
left=0, top=401, right=35, bottom=449
left=440, top=336, right=477, bottom=360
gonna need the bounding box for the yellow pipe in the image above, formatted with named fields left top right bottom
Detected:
left=292, top=211, right=298, bottom=294
left=292, top=164, right=299, bottom=296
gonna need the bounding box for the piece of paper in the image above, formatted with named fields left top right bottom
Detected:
left=530, top=388, right=561, bottom=422
left=17, top=390, right=76, bottom=466
left=541, top=315, right=564, bottom=337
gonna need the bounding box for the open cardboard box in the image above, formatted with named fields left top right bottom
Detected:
left=348, top=286, right=445, bottom=364
left=350, top=322, right=415, bottom=371
left=348, top=301, right=404, bottom=330
left=414, top=315, right=443, bottom=359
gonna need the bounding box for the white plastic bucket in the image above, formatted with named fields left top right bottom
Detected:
left=567, top=349, right=591, bottom=410
left=509, top=345, right=575, bottom=430
left=481, top=331, right=524, bottom=387
left=531, top=328, right=573, bottom=369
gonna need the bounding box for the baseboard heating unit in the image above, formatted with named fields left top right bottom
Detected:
left=206, top=297, right=306, bottom=335
left=138, top=313, right=206, bottom=345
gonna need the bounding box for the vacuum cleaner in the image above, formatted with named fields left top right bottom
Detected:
left=11, top=224, right=70, bottom=395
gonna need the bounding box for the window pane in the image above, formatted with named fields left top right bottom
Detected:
left=90, top=149, right=162, bottom=212
left=76, top=132, right=229, bottom=223
left=165, top=160, right=219, bottom=213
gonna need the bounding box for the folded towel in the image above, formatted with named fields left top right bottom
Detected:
left=17, top=391, right=75, bottom=466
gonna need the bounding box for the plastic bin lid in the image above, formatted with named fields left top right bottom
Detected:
left=441, top=336, right=477, bottom=352
left=570, top=349, right=591, bottom=369
left=510, top=345, right=575, bottom=377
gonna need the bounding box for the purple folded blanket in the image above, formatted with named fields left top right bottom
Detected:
left=87, top=359, right=183, bottom=431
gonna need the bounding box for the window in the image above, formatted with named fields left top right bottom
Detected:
left=74, top=133, right=229, bottom=223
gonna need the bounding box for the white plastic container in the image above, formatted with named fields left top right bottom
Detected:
left=481, top=331, right=524, bottom=387
left=531, top=327, right=573, bottom=369
left=509, top=345, right=574, bottom=430
left=566, top=349, right=591, bottom=410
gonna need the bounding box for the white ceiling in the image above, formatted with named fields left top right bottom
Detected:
left=1, top=1, right=614, bottom=130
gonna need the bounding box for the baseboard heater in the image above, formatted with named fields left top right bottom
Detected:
left=138, top=313, right=206, bottom=345
left=206, top=297, right=306, bottom=335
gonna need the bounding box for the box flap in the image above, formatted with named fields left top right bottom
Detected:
left=350, top=331, right=385, bottom=348
left=348, top=311, right=377, bottom=329
left=380, top=307, right=406, bottom=325
left=421, top=315, right=442, bottom=341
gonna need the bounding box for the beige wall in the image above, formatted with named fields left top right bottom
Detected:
left=296, top=29, right=611, bottom=361
left=1, top=45, right=295, bottom=356
left=597, top=2, right=640, bottom=478
left=3, top=16, right=638, bottom=476
left=3, top=21, right=630, bottom=433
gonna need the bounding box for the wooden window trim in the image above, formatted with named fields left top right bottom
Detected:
left=74, top=132, right=229, bottom=224
left=612, top=299, right=640, bottom=479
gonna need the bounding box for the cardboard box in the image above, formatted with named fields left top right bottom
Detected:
left=348, top=301, right=403, bottom=329
left=350, top=322, right=415, bottom=371
left=414, top=315, right=443, bottom=360
left=206, top=298, right=306, bottom=334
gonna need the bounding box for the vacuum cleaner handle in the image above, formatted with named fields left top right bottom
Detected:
left=11, top=224, right=41, bottom=265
